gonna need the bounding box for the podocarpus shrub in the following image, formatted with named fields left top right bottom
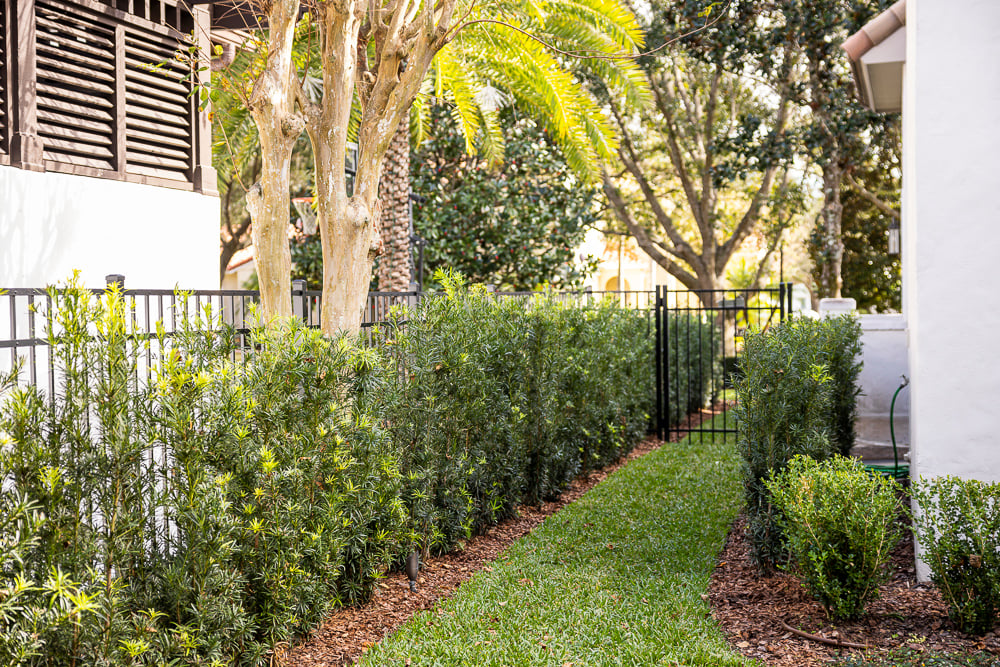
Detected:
left=662, top=312, right=719, bottom=426
left=912, top=476, right=1000, bottom=634
left=733, top=319, right=837, bottom=572
left=0, top=274, right=654, bottom=664
left=0, top=280, right=405, bottom=665
left=387, top=272, right=653, bottom=554
left=814, top=316, right=864, bottom=457
left=0, top=368, right=94, bottom=666
left=767, top=455, right=901, bottom=620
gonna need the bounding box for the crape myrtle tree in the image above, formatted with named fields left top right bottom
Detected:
left=599, top=0, right=798, bottom=294
left=222, top=0, right=647, bottom=333
left=410, top=106, right=600, bottom=289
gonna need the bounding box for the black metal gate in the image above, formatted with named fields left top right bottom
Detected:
left=654, top=284, right=793, bottom=442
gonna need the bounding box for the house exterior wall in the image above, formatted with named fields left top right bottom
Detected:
left=0, top=166, right=218, bottom=289
left=857, top=315, right=909, bottom=417
left=905, top=0, right=1000, bottom=576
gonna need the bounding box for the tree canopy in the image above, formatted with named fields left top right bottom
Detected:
left=410, top=107, right=600, bottom=290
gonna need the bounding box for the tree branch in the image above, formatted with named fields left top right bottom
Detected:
left=845, top=172, right=900, bottom=220
left=602, top=171, right=700, bottom=291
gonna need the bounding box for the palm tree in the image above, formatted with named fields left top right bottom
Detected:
left=374, top=0, right=649, bottom=294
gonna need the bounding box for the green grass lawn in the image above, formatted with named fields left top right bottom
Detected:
left=357, top=421, right=756, bottom=666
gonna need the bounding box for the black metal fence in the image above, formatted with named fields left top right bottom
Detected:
left=1, top=279, right=654, bottom=390
left=654, top=284, right=793, bottom=442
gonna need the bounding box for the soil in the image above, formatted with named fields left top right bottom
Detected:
left=707, top=514, right=1000, bottom=665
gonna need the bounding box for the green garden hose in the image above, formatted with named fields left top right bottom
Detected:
left=866, top=375, right=910, bottom=481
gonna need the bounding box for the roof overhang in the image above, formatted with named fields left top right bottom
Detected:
left=842, top=0, right=906, bottom=113
left=188, top=1, right=309, bottom=31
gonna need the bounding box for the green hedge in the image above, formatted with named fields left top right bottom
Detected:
left=0, top=275, right=653, bottom=666
left=912, top=476, right=1000, bottom=635
left=733, top=315, right=863, bottom=572
left=662, top=312, right=719, bottom=427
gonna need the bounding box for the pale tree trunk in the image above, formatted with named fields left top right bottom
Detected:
left=816, top=162, right=845, bottom=298
left=304, top=5, right=373, bottom=334
left=377, top=120, right=414, bottom=291
left=301, top=0, right=452, bottom=334
left=244, top=0, right=303, bottom=323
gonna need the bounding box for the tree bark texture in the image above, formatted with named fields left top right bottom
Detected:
left=245, top=0, right=303, bottom=323
left=817, top=163, right=845, bottom=298
left=377, top=120, right=414, bottom=291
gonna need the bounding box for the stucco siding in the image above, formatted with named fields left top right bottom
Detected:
left=0, top=166, right=218, bottom=289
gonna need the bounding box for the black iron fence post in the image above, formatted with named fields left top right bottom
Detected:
left=291, top=279, right=307, bottom=323
left=654, top=286, right=663, bottom=441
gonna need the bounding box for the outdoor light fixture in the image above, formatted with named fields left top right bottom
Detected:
left=888, top=219, right=901, bottom=255
left=405, top=552, right=420, bottom=592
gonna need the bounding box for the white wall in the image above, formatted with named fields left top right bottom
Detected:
left=905, top=0, right=1000, bottom=490
left=857, top=315, right=909, bottom=416
left=0, top=166, right=218, bottom=289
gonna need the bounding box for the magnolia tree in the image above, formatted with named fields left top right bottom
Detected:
left=225, top=0, right=645, bottom=333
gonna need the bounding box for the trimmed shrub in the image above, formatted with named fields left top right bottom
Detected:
left=0, top=282, right=405, bottom=665
left=815, top=316, right=864, bottom=457
left=733, top=319, right=837, bottom=572
left=912, top=476, right=1000, bottom=635
left=0, top=273, right=654, bottom=664
left=767, top=455, right=901, bottom=620
left=662, top=312, right=719, bottom=426
left=386, top=271, right=653, bottom=553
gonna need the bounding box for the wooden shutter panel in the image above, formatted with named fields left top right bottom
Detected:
left=0, top=3, right=7, bottom=156
left=34, top=0, right=117, bottom=171
left=124, top=24, right=193, bottom=182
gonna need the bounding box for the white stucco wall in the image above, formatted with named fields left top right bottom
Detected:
left=905, top=0, right=1000, bottom=489
left=0, top=166, right=218, bottom=289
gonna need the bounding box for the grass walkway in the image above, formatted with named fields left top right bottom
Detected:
left=357, top=425, right=756, bottom=666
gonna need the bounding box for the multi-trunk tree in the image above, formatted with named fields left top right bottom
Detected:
left=223, top=0, right=645, bottom=333
left=600, top=0, right=797, bottom=294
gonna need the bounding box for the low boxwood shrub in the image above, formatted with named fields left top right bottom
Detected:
left=733, top=319, right=837, bottom=572
left=767, top=455, right=901, bottom=620
left=912, top=476, right=1000, bottom=634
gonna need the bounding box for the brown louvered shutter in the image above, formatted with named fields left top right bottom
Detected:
left=124, top=23, right=194, bottom=182
left=34, top=0, right=117, bottom=171
left=0, top=3, right=7, bottom=158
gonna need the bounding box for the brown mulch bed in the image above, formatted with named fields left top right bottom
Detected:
left=708, top=514, right=1000, bottom=665
left=287, top=417, right=710, bottom=667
